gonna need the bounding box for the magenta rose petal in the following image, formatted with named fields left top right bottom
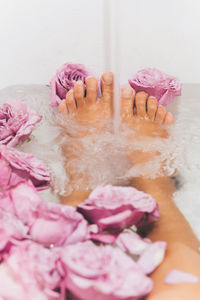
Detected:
left=0, top=99, right=42, bottom=147
left=165, top=269, right=199, bottom=285
left=78, top=185, right=159, bottom=232
left=129, top=68, right=181, bottom=106
left=0, top=145, right=51, bottom=191
left=61, top=241, right=153, bottom=300
left=137, top=241, right=167, bottom=274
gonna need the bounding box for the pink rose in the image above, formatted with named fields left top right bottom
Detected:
left=50, top=63, right=92, bottom=106
left=0, top=241, right=63, bottom=300
left=78, top=185, right=159, bottom=232
left=0, top=181, right=89, bottom=247
left=129, top=68, right=181, bottom=106
left=0, top=145, right=51, bottom=191
left=61, top=241, right=153, bottom=300
left=0, top=99, right=41, bottom=146
left=0, top=209, right=28, bottom=252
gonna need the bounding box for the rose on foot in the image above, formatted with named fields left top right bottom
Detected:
left=50, top=63, right=93, bottom=106
left=129, top=68, right=181, bottom=106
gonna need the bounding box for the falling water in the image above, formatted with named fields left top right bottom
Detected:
left=103, top=0, right=121, bottom=134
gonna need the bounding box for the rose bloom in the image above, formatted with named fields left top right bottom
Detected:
left=129, top=68, right=181, bottom=106
left=78, top=185, right=159, bottom=232
left=0, top=181, right=89, bottom=247
left=0, top=99, right=41, bottom=146
left=0, top=209, right=28, bottom=252
left=0, top=145, right=51, bottom=191
left=0, top=241, right=63, bottom=300
left=61, top=241, right=153, bottom=300
left=50, top=63, right=92, bottom=106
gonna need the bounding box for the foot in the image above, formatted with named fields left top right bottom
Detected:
left=120, top=87, right=174, bottom=167
left=58, top=72, right=114, bottom=204
left=59, top=72, right=113, bottom=137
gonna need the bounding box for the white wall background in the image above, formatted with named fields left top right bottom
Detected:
left=1, top=0, right=200, bottom=88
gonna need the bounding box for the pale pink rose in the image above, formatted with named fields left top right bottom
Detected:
left=0, top=209, right=28, bottom=252
left=0, top=181, right=89, bottom=247
left=165, top=269, right=199, bottom=285
left=61, top=241, right=153, bottom=300
left=50, top=63, right=92, bottom=106
left=78, top=185, right=159, bottom=232
left=129, top=68, right=181, bottom=106
left=0, top=145, right=51, bottom=191
left=0, top=99, right=41, bottom=146
left=0, top=241, right=63, bottom=300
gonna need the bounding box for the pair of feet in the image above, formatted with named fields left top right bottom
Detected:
left=58, top=72, right=174, bottom=204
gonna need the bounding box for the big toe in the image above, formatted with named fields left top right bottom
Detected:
left=101, top=72, right=114, bottom=105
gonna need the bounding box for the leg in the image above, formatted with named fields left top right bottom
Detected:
left=59, top=72, right=114, bottom=205
left=120, top=91, right=200, bottom=299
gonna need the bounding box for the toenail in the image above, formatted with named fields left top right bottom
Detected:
left=121, top=87, right=133, bottom=98
left=76, top=80, right=83, bottom=85
left=102, top=72, right=113, bottom=84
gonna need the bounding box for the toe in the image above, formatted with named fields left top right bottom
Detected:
left=74, top=80, right=85, bottom=108
left=155, top=105, right=167, bottom=124
left=135, top=92, right=148, bottom=117
left=164, top=112, right=174, bottom=125
left=65, top=89, right=77, bottom=113
left=58, top=99, right=68, bottom=114
left=147, top=96, right=158, bottom=121
left=101, top=72, right=114, bottom=104
left=120, top=87, right=135, bottom=118
left=85, top=76, right=98, bottom=104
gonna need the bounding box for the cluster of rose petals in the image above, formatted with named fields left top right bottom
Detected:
left=0, top=99, right=41, bottom=146
left=50, top=63, right=92, bottom=106
left=0, top=241, right=63, bottom=300
left=129, top=68, right=181, bottom=106
left=0, top=209, right=28, bottom=252
left=0, top=181, right=88, bottom=247
left=0, top=144, right=51, bottom=191
left=165, top=269, right=199, bottom=285
left=78, top=185, right=160, bottom=232
left=61, top=241, right=153, bottom=300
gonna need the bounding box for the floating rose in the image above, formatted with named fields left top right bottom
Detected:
left=0, top=145, right=51, bottom=191
left=129, top=68, right=181, bottom=106
left=0, top=209, right=28, bottom=252
left=50, top=63, right=92, bottom=106
left=0, top=99, right=41, bottom=146
left=61, top=241, right=153, bottom=300
left=0, top=181, right=89, bottom=247
left=0, top=241, right=63, bottom=300
left=78, top=185, right=159, bottom=232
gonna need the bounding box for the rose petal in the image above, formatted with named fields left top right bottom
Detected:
left=165, top=269, right=199, bottom=285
